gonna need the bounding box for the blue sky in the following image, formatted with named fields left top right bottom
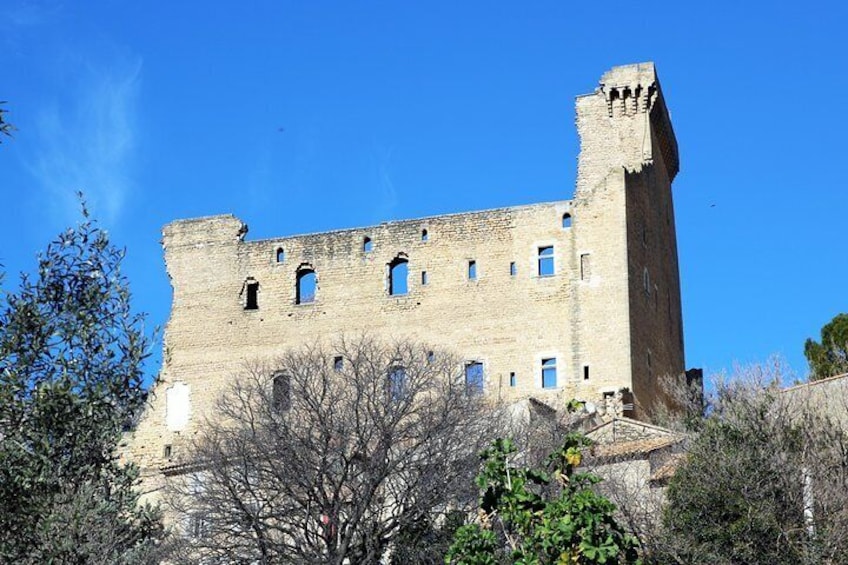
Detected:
left=1, top=0, right=845, bottom=384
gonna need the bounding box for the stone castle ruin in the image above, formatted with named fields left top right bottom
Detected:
left=126, top=62, right=694, bottom=498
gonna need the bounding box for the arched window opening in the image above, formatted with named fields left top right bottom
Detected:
left=389, top=257, right=408, bottom=296
left=542, top=358, right=557, bottom=389
left=272, top=373, right=291, bottom=412
left=363, top=237, right=373, bottom=252
left=537, top=246, right=554, bottom=276
left=276, top=247, right=285, bottom=263
left=562, top=213, right=573, bottom=228
left=296, top=268, right=316, bottom=304
left=421, top=229, right=429, bottom=242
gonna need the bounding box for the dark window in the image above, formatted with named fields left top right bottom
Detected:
left=583, top=366, right=590, bottom=380
left=509, top=372, right=516, bottom=387
left=272, top=373, right=291, bottom=412
left=542, top=358, right=557, bottom=389
left=465, top=362, right=484, bottom=394
left=427, top=350, right=435, bottom=363
left=163, top=444, right=172, bottom=459
left=562, top=213, right=572, bottom=228
left=421, top=271, right=428, bottom=285
left=580, top=253, right=591, bottom=280
left=389, top=257, right=409, bottom=295
left=245, top=280, right=259, bottom=310
left=643, top=268, right=650, bottom=295
left=363, top=237, right=373, bottom=252
left=333, top=356, right=343, bottom=372
left=388, top=366, right=407, bottom=401
left=510, top=262, right=517, bottom=276
left=538, top=246, right=554, bottom=276
left=421, top=229, right=429, bottom=242
left=468, top=260, right=477, bottom=281
left=296, top=269, right=316, bottom=304
left=276, top=247, right=285, bottom=263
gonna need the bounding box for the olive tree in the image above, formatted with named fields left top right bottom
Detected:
left=165, top=337, right=504, bottom=564
left=0, top=202, right=164, bottom=563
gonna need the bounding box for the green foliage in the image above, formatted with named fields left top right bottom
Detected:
left=446, top=436, right=640, bottom=565
left=0, top=202, right=164, bottom=563
left=804, top=313, right=848, bottom=380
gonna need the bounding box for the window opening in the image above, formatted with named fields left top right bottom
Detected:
left=363, top=236, right=373, bottom=252
left=465, top=362, right=484, bottom=395
left=510, top=262, right=517, bottom=276
left=389, top=257, right=409, bottom=295
left=580, top=253, right=591, bottom=280
left=272, top=373, right=291, bottom=412
left=583, top=365, right=590, bottom=380
left=643, top=267, right=650, bottom=295
left=468, top=260, right=477, bottom=281
left=542, top=358, right=557, bottom=389
left=296, top=268, right=316, bottom=304
left=509, top=372, right=516, bottom=387
left=603, top=391, right=615, bottom=400
left=538, top=246, right=554, bottom=276
left=163, top=444, right=172, bottom=459
left=421, top=271, right=428, bottom=286
left=244, top=280, right=259, bottom=310
left=562, top=213, right=572, bottom=228
left=276, top=247, right=285, bottom=263
left=388, top=366, right=407, bottom=401
left=333, top=356, right=343, bottom=372
left=427, top=351, right=435, bottom=363
left=421, top=229, right=429, bottom=242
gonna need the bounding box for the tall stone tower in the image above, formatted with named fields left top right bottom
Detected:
left=571, top=62, right=684, bottom=418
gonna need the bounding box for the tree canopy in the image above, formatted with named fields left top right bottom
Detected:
left=804, top=313, right=848, bottom=381
left=0, top=203, right=164, bottom=563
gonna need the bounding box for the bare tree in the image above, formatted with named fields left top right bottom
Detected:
left=164, top=336, right=505, bottom=564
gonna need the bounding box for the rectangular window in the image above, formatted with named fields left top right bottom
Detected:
left=583, top=365, right=590, bottom=380
left=541, top=358, right=557, bottom=389
left=333, top=356, right=343, bottom=372
left=389, top=367, right=407, bottom=401
left=465, top=362, right=484, bottom=394
left=580, top=253, right=591, bottom=280
left=509, top=372, right=516, bottom=387
left=421, top=271, right=429, bottom=285
left=163, top=444, right=172, bottom=459
left=538, top=246, right=554, bottom=276
left=245, top=281, right=259, bottom=310
left=468, top=260, right=477, bottom=281
left=510, top=262, right=517, bottom=276
left=272, top=373, right=291, bottom=412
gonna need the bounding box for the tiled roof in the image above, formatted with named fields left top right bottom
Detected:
left=589, top=436, right=680, bottom=459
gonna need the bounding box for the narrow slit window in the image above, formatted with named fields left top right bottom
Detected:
left=562, top=213, right=572, bottom=228
left=643, top=267, right=651, bottom=295
left=468, top=260, right=477, bottom=281
left=276, top=247, right=285, bottom=263
left=296, top=268, right=316, bottom=304
left=509, top=372, right=516, bottom=387
left=583, top=365, right=590, bottom=380
left=333, top=356, right=343, bottom=372
left=421, top=271, right=428, bottom=286
left=510, top=262, right=517, bottom=276
left=363, top=237, right=373, bottom=252
left=244, top=280, right=259, bottom=310
left=388, top=366, right=407, bottom=401
left=541, top=358, right=557, bottom=389
left=421, top=229, right=429, bottom=242
left=272, top=373, right=291, bottom=412
left=427, top=350, right=435, bottom=363
left=163, top=444, right=172, bottom=459
left=538, top=246, right=554, bottom=276
left=389, top=257, right=409, bottom=295
left=465, top=362, right=484, bottom=395
left=580, top=253, right=591, bottom=280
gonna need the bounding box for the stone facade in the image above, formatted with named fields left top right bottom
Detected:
left=126, top=62, right=689, bottom=501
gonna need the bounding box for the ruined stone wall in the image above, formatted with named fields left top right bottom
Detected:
left=126, top=62, right=688, bottom=502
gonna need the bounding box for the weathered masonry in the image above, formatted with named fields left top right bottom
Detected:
left=127, top=62, right=692, bottom=493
